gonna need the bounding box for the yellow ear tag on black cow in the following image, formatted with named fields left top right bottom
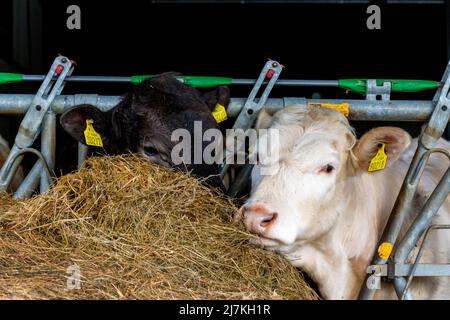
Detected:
left=368, top=143, right=387, bottom=172
left=212, top=103, right=228, bottom=123
left=84, top=119, right=103, bottom=147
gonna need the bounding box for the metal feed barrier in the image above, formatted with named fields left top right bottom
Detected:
left=0, top=56, right=449, bottom=299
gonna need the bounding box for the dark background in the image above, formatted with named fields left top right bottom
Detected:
left=0, top=0, right=449, bottom=173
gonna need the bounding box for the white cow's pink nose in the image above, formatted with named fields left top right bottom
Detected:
left=242, top=203, right=277, bottom=236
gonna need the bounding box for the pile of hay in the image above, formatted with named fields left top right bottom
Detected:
left=0, top=155, right=318, bottom=300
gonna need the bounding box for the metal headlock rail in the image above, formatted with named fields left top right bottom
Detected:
left=0, top=56, right=449, bottom=299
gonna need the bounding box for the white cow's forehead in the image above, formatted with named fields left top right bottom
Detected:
left=261, top=126, right=343, bottom=156
left=270, top=106, right=355, bottom=138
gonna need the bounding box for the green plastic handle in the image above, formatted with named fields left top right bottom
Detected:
left=0, top=73, right=24, bottom=85
left=338, top=79, right=440, bottom=95
left=131, top=75, right=233, bottom=88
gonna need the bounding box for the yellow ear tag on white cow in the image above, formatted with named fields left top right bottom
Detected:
left=368, top=143, right=387, bottom=172
left=212, top=103, right=228, bottom=123
left=307, top=102, right=350, bottom=117
left=84, top=119, right=103, bottom=147
left=378, top=242, right=393, bottom=260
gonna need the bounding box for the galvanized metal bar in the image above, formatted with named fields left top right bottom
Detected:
left=358, top=59, right=450, bottom=300
left=0, top=94, right=120, bottom=114
left=394, top=277, right=413, bottom=300
left=78, top=143, right=88, bottom=168
left=40, top=111, right=56, bottom=193
left=231, top=78, right=338, bottom=87
left=15, top=161, right=41, bottom=199
left=23, top=74, right=132, bottom=83
left=21, top=75, right=338, bottom=87
left=229, top=98, right=436, bottom=121
left=0, top=94, right=442, bottom=122
left=372, top=263, right=450, bottom=277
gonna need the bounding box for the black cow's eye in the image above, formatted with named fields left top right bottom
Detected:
left=144, top=146, right=159, bottom=156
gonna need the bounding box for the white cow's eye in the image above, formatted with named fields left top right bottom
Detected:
left=318, top=164, right=335, bottom=174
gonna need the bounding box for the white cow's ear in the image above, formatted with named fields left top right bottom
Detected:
left=352, top=127, right=411, bottom=171
left=255, top=108, right=273, bottom=129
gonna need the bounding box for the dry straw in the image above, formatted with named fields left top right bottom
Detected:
left=0, top=155, right=318, bottom=300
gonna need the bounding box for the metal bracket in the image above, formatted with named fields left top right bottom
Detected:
left=366, top=79, right=391, bottom=101
left=387, top=261, right=396, bottom=280
left=220, top=59, right=283, bottom=191
left=0, top=55, right=75, bottom=194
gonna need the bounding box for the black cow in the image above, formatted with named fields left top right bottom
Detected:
left=60, top=73, right=229, bottom=191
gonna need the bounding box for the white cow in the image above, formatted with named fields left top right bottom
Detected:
left=235, top=106, right=450, bottom=300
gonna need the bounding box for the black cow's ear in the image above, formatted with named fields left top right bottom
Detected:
left=60, top=104, right=115, bottom=147
left=202, top=86, right=231, bottom=111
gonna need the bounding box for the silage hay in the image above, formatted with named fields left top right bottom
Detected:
left=0, top=155, right=318, bottom=300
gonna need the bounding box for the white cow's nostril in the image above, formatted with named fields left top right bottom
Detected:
left=259, top=212, right=277, bottom=228
left=242, top=203, right=278, bottom=235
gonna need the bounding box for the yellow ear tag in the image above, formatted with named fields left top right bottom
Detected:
left=83, top=119, right=103, bottom=147
left=212, top=103, right=228, bottom=123
left=307, top=102, right=350, bottom=117
left=378, top=242, right=393, bottom=260
left=368, top=143, right=387, bottom=172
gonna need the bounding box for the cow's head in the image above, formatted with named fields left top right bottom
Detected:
left=60, top=73, right=230, bottom=190
left=236, top=106, right=411, bottom=248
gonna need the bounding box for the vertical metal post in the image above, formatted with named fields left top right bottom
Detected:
left=78, top=143, right=88, bottom=168
left=40, top=111, right=56, bottom=192
left=14, top=162, right=40, bottom=198
left=15, top=112, right=57, bottom=197
left=445, top=0, right=450, bottom=140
